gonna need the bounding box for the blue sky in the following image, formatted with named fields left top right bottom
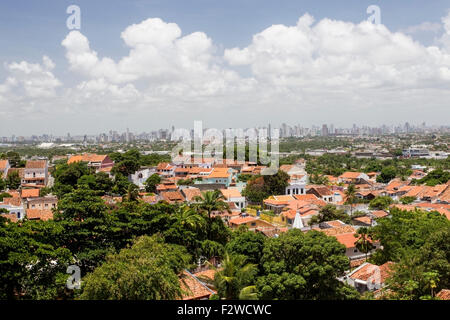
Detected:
left=0, top=0, right=449, bottom=135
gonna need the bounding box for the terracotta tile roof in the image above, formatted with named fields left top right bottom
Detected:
left=194, top=269, right=217, bottom=283
left=334, top=232, right=359, bottom=248
left=7, top=191, right=20, bottom=198
left=3, top=197, right=22, bottom=207
left=25, top=160, right=47, bottom=169
left=403, top=186, right=426, bottom=198
left=21, top=189, right=40, bottom=198
left=325, top=220, right=346, bottom=228
left=229, top=216, right=258, bottom=225
left=293, top=194, right=327, bottom=206
left=156, top=183, right=178, bottom=191
left=353, top=216, right=372, bottom=225
left=161, top=191, right=185, bottom=203
left=141, top=195, right=158, bottom=204
left=371, top=210, right=389, bottom=218
left=385, top=180, right=407, bottom=192
left=181, top=188, right=202, bottom=202
left=26, top=209, right=53, bottom=221
left=350, top=258, right=368, bottom=268
left=436, top=289, right=450, bottom=300
left=179, top=270, right=216, bottom=300
left=438, top=187, right=450, bottom=203
left=257, top=227, right=288, bottom=238
left=220, top=188, right=242, bottom=199
left=339, top=172, right=364, bottom=179
left=156, top=162, right=173, bottom=171
left=206, top=168, right=230, bottom=179
left=307, top=186, right=333, bottom=196
left=1, top=213, right=18, bottom=223
left=421, top=185, right=448, bottom=199
left=350, top=262, right=394, bottom=284
left=68, top=154, right=108, bottom=164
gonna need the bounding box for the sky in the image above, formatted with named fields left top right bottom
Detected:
left=0, top=0, right=450, bottom=136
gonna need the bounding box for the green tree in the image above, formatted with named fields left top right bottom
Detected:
left=345, top=184, right=357, bottom=216
left=213, top=252, right=258, bottom=300
left=369, top=196, right=393, bottom=210
left=310, top=204, right=350, bottom=225
left=145, top=173, right=161, bottom=193
left=79, top=235, right=190, bottom=300
left=6, top=171, right=21, bottom=190
left=194, top=190, right=230, bottom=220
left=226, top=230, right=266, bottom=266
left=376, top=166, right=397, bottom=183
left=256, top=229, right=359, bottom=300
left=354, top=227, right=375, bottom=261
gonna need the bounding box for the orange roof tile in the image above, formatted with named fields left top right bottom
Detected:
left=179, top=271, right=216, bottom=300
left=25, top=160, right=47, bottom=169
left=350, top=262, right=394, bottom=284
left=26, top=209, right=53, bottom=221
left=436, top=289, right=450, bottom=300
left=21, top=189, right=40, bottom=198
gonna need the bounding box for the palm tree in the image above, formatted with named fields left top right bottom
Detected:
left=239, top=286, right=258, bottom=300
left=354, top=227, right=375, bottom=261
left=175, top=205, right=205, bottom=232
left=212, top=252, right=257, bottom=300
left=193, top=190, right=230, bottom=219
left=345, top=184, right=357, bottom=216
left=126, top=184, right=140, bottom=202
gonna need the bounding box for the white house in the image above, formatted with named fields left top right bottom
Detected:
left=22, top=160, right=48, bottom=186
left=220, top=188, right=246, bottom=210
left=344, top=262, right=394, bottom=293
left=129, top=168, right=157, bottom=189
left=285, top=181, right=306, bottom=196
left=0, top=203, right=26, bottom=220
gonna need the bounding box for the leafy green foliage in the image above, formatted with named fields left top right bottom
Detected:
left=376, top=166, right=397, bottom=183
left=6, top=171, right=21, bottom=190
left=145, top=173, right=161, bottom=193
left=309, top=204, right=351, bottom=225
left=256, top=230, right=359, bottom=300
left=242, top=170, right=289, bottom=204
left=213, top=252, right=258, bottom=300
left=79, top=235, right=190, bottom=300
left=369, top=196, right=394, bottom=210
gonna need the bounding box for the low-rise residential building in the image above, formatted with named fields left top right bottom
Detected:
left=68, top=153, right=114, bottom=170
left=129, top=168, right=156, bottom=189
left=220, top=188, right=246, bottom=210
left=338, top=172, right=370, bottom=185
left=25, top=196, right=58, bottom=210
left=345, top=262, right=394, bottom=293
left=22, top=160, right=48, bottom=186
left=228, top=216, right=274, bottom=230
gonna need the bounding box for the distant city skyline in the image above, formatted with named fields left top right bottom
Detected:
left=1, top=1, right=450, bottom=135
left=1, top=121, right=448, bottom=143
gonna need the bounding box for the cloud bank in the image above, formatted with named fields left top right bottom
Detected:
left=1, top=13, right=450, bottom=134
